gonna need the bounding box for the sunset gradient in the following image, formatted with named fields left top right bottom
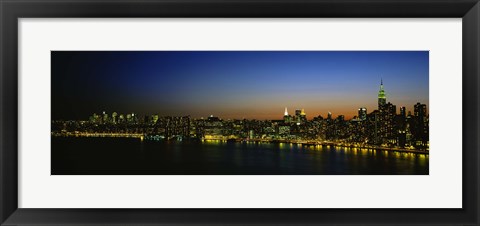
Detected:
left=52, top=51, right=429, bottom=120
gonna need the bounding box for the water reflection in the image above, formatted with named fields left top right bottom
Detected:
left=52, top=137, right=429, bottom=175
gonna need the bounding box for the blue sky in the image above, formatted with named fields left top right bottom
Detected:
left=52, top=51, right=428, bottom=120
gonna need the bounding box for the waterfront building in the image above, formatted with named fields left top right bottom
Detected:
left=384, top=102, right=397, bottom=145
left=112, top=112, right=118, bottom=124
left=397, top=107, right=407, bottom=148
left=414, top=102, right=428, bottom=148
left=102, top=111, right=108, bottom=124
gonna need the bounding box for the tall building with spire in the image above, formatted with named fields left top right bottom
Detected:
left=293, top=109, right=307, bottom=125
left=283, top=107, right=292, bottom=123
left=378, top=79, right=386, bottom=109
left=299, top=109, right=307, bottom=124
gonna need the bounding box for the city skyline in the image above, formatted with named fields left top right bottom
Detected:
left=52, top=51, right=429, bottom=120
left=80, top=99, right=427, bottom=122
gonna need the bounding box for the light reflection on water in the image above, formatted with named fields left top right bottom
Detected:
left=52, top=137, right=429, bottom=175
left=195, top=141, right=429, bottom=174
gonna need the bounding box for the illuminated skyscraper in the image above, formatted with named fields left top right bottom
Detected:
left=400, top=107, right=406, bottom=118
left=397, top=106, right=407, bottom=148
left=378, top=79, right=386, bottom=108
left=384, top=102, right=397, bottom=144
left=295, top=109, right=302, bottom=124
left=112, top=112, right=118, bottom=124
left=414, top=102, right=428, bottom=148
left=300, top=109, right=307, bottom=124
left=414, top=103, right=427, bottom=119
left=283, top=107, right=292, bottom=123
left=294, top=109, right=306, bottom=124
left=358, top=107, right=367, bottom=121
left=152, top=114, right=159, bottom=124
left=295, top=109, right=301, bottom=118
left=102, top=111, right=108, bottom=124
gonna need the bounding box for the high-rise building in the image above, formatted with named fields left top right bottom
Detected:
left=295, top=109, right=302, bottom=124
left=112, top=112, right=118, bottom=124
left=414, top=103, right=427, bottom=119
left=337, top=115, right=345, bottom=122
left=358, top=107, right=367, bottom=121
left=378, top=79, right=386, bottom=109
left=399, top=107, right=406, bottom=130
left=295, top=109, right=302, bottom=118
left=152, top=114, right=159, bottom=124
left=400, top=107, right=406, bottom=118
left=384, top=102, right=397, bottom=144
left=299, top=109, right=307, bottom=124
left=397, top=107, right=407, bottom=148
left=414, top=102, right=428, bottom=148
left=102, top=111, right=108, bottom=124
left=283, top=107, right=292, bottom=123
left=90, top=113, right=100, bottom=124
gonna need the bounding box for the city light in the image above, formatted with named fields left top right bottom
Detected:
left=51, top=80, right=429, bottom=154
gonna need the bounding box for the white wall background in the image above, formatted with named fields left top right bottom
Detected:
left=18, top=18, right=462, bottom=208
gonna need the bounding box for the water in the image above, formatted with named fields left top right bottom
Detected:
left=51, top=137, right=429, bottom=175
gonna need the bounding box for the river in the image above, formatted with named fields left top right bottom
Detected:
left=51, top=137, right=428, bottom=175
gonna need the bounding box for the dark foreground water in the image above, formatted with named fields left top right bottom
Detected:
left=51, top=137, right=429, bottom=175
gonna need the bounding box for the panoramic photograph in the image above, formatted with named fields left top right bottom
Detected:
left=51, top=51, right=429, bottom=175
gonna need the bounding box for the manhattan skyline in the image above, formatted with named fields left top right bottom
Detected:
left=52, top=51, right=429, bottom=120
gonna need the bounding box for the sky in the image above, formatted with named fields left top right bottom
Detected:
left=51, top=51, right=429, bottom=120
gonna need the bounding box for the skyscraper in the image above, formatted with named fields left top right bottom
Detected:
left=400, top=107, right=406, bottom=118
left=414, top=102, right=428, bottom=148
left=358, top=107, right=367, bottom=121
left=299, top=109, right=307, bottom=124
left=112, top=112, right=118, bottom=124
left=295, top=109, right=302, bottom=124
left=102, top=111, right=108, bottom=124
left=384, top=102, right=397, bottom=144
left=378, top=79, right=386, bottom=109
left=283, top=107, right=292, bottom=123
left=397, top=106, right=407, bottom=148
left=414, top=103, right=427, bottom=119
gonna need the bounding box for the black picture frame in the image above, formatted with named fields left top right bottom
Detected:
left=1, top=0, right=479, bottom=225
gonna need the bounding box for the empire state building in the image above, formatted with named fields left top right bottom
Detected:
left=378, top=79, right=386, bottom=109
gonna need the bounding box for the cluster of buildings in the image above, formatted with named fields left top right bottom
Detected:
left=52, top=81, right=429, bottom=150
